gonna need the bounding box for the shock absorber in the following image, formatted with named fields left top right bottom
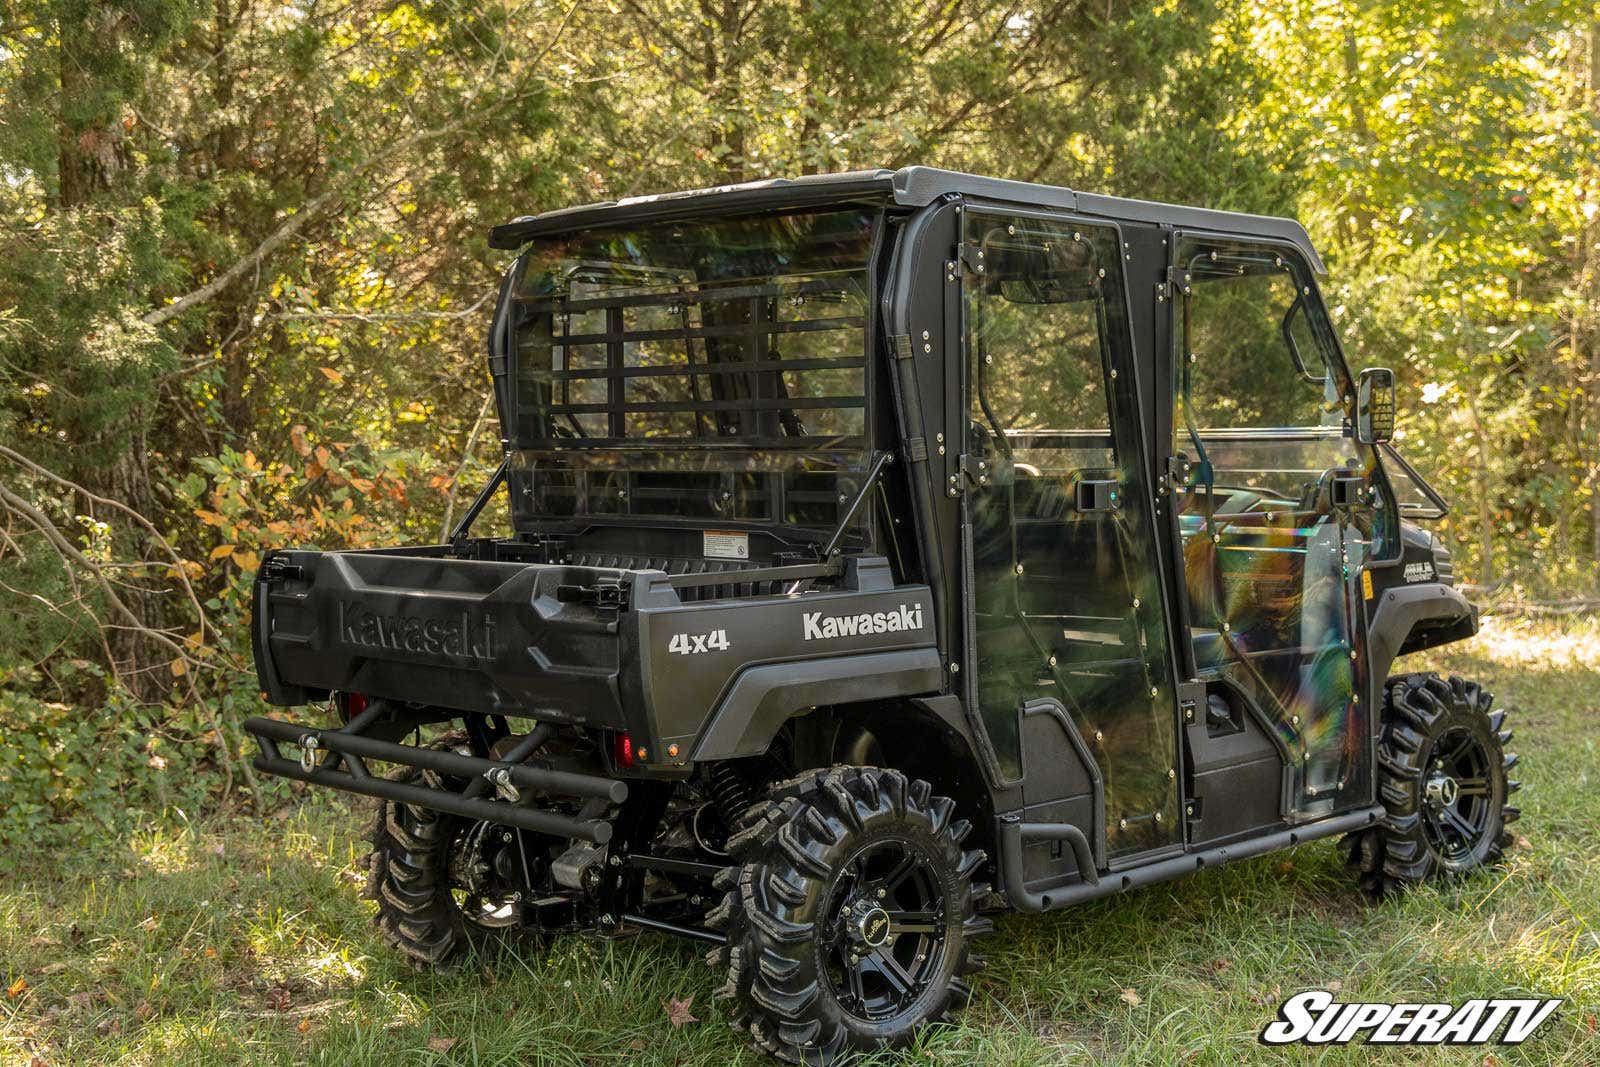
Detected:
left=703, top=761, right=760, bottom=826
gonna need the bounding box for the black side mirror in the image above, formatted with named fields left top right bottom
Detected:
left=1356, top=367, right=1395, bottom=445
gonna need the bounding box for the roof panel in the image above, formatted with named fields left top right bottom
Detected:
left=489, top=165, right=1325, bottom=272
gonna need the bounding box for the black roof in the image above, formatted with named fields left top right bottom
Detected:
left=488, top=166, right=1325, bottom=272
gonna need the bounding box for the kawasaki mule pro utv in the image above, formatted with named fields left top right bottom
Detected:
left=245, top=168, right=1520, bottom=1062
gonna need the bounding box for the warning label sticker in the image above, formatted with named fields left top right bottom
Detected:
left=703, top=530, right=749, bottom=560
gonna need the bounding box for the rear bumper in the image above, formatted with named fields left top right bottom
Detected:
left=243, top=715, right=624, bottom=844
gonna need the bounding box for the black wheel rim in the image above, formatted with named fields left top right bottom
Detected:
left=818, top=840, right=948, bottom=1023
left=1421, top=726, right=1493, bottom=863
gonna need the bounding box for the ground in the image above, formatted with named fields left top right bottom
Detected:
left=2, top=616, right=1597, bottom=1066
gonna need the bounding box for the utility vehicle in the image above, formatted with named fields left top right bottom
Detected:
left=245, top=167, right=1519, bottom=1062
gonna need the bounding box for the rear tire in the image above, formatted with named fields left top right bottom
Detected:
left=364, top=733, right=519, bottom=968
left=705, top=766, right=990, bottom=1064
left=1343, top=673, right=1520, bottom=898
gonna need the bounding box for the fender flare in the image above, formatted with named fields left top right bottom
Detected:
left=690, top=648, right=944, bottom=761
left=1366, top=581, right=1478, bottom=683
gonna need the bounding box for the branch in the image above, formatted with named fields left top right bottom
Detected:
left=438, top=391, right=498, bottom=542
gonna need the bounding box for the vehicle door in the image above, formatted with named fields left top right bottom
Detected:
left=961, top=210, right=1181, bottom=861
left=1167, top=236, right=1379, bottom=818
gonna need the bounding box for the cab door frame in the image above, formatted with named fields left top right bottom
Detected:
left=953, top=202, right=1188, bottom=867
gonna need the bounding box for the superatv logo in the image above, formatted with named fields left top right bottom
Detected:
left=1261, top=991, right=1561, bottom=1046
left=338, top=602, right=496, bottom=661
left=802, top=603, right=925, bottom=641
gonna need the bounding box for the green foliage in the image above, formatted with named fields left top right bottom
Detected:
left=0, top=687, right=212, bottom=859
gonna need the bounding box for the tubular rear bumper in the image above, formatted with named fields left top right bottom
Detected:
left=243, top=715, right=624, bottom=843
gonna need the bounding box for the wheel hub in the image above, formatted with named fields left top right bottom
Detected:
left=1424, top=773, right=1460, bottom=809
left=849, top=903, right=892, bottom=948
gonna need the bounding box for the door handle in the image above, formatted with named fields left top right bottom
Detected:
left=1074, top=479, right=1122, bottom=512
left=1331, top=475, right=1371, bottom=508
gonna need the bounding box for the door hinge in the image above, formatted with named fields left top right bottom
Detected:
left=1166, top=265, right=1193, bottom=296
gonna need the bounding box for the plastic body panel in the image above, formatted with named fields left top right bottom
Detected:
left=253, top=546, right=939, bottom=770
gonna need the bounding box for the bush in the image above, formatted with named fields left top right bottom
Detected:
left=0, top=687, right=211, bottom=860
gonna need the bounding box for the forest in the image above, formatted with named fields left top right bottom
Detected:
left=1, top=0, right=1598, bottom=852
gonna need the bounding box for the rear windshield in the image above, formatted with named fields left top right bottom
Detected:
left=503, top=209, right=878, bottom=532
left=509, top=209, right=876, bottom=448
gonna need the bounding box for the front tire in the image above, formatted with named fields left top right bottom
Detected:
left=706, top=766, right=990, bottom=1064
left=1344, top=673, right=1521, bottom=898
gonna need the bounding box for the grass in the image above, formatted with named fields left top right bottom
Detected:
left=3, top=615, right=1598, bottom=1065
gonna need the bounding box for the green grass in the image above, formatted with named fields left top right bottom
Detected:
left=4, top=616, right=1598, bottom=1065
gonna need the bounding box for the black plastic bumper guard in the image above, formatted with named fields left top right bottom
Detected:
left=244, top=715, right=626, bottom=844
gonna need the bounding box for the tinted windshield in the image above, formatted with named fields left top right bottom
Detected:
left=504, top=209, right=878, bottom=532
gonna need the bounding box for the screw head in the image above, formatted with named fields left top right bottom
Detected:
left=1015, top=563, right=1025, bottom=575
left=1150, top=686, right=1159, bottom=698
left=921, top=330, right=930, bottom=340
left=1118, top=818, right=1128, bottom=830
left=1168, top=768, right=1176, bottom=780
left=1047, top=655, right=1057, bottom=668
left=1095, top=730, right=1105, bottom=743
left=667, top=743, right=679, bottom=758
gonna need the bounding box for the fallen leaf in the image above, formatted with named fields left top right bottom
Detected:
left=210, top=543, right=236, bottom=560
left=319, top=366, right=343, bottom=384
left=204, top=947, right=219, bottom=959
left=139, top=915, right=158, bottom=933
left=7, top=977, right=26, bottom=999
left=297, top=1018, right=311, bottom=1034
left=67, top=991, right=95, bottom=1010
left=136, top=1000, right=154, bottom=1020
left=1208, top=958, right=1231, bottom=974
left=1326, top=979, right=1343, bottom=993
left=663, top=994, right=699, bottom=1028
left=1119, top=988, right=1141, bottom=1007
left=39, top=963, right=66, bottom=976
left=427, top=1036, right=457, bottom=1052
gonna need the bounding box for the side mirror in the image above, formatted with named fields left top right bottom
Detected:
left=1355, top=367, right=1395, bottom=445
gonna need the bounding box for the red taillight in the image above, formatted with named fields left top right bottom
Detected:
left=338, top=691, right=368, bottom=723
left=614, top=731, right=635, bottom=769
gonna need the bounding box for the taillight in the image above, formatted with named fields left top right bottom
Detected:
left=337, top=691, right=368, bottom=723
left=613, top=731, right=635, bottom=769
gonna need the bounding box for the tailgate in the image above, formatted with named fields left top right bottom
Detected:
left=253, top=548, right=638, bottom=727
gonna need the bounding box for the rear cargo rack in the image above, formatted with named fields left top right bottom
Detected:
left=244, top=716, right=624, bottom=844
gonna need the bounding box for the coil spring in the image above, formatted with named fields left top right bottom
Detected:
left=703, top=760, right=759, bottom=827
